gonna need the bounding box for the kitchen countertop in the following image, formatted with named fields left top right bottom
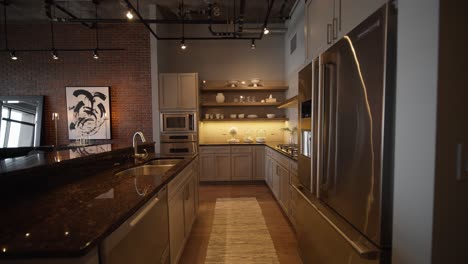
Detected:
left=0, top=143, right=139, bottom=175
left=0, top=149, right=197, bottom=259
left=199, top=141, right=298, bottom=161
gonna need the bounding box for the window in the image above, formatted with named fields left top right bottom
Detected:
left=0, top=105, right=36, bottom=147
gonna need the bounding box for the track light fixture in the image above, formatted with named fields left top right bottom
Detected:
left=180, top=39, right=187, bottom=50
left=263, top=27, right=270, bottom=35
left=51, top=50, right=59, bottom=60
left=250, top=39, right=256, bottom=50
left=93, top=49, right=99, bottom=59
left=10, top=51, right=18, bottom=60
left=126, top=10, right=134, bottom=20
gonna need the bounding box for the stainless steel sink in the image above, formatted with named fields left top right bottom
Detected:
left=145, top=158, right=183, bottom=166
left=115, top=165, right=172, bottom=177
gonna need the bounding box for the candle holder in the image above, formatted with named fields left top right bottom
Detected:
left=52, top=112, right=59, bottom=147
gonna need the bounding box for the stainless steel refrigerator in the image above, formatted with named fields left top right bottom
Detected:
left=294, top=2, right=396, bottom=264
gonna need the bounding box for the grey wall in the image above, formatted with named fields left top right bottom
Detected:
left=157, top=26, right=285, bottom=81
left=283, top=0, right=306, bottom=135
left=392, top=0, right=439, bottom=263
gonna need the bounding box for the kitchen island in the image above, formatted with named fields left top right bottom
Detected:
left=0, top=143, right=198, bottom=264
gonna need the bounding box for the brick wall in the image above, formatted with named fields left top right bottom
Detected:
left=0, top=23, right=152, bottom=146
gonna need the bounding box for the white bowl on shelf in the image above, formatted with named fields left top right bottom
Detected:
left=266, top=114, right=276, bottom=119
left=230, top=114, right=237, bottom=119
left=247, top=114, right=258, bottom=119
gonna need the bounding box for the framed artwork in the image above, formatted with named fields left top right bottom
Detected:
left=66, top=86, right=111, bottom=140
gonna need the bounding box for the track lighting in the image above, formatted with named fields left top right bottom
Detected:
left=10, top=51, right=18, bottom=60
left=263, top=27, right=270, bottom=35
left=126, top=10, right=134, bottom=20
left=181, top=40, right=187, bottom=50
left=93, top=49, right=99, bottom=59
left=250, top=39, right=256, bottom=50
left=51, top=50, right=59, bottom=60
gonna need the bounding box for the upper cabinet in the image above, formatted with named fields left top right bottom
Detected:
left=306, top=0, right=334, bottom=60
left=336, top=0, right=387, bottom=39
left=159, top=73, right=198, bottom=111
left=306, top=0, right=387, bottom=60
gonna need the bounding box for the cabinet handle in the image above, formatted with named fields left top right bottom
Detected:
left=332, top=18, right=338, bottom=40
left=327, top=23, right=332, bottom=44
left=130, top=197, right=160, bottom=227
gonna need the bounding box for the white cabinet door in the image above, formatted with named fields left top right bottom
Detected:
left=199, top=153, right=215, bottom=181
left=306, top=0, right=334, bottom=60
left=272, top=162, right=281, bottom=199
left=178, top=73, right=198, bottom=110
left=215, top=154, right=232, bottom=181
left=231, top=153, right=253, bottom=181
left=169, top=190, right=185, bottom=264
left=336, top=0, right=387, bottom=39
left=253, top=146, right=265, bottom=180
left=184, top=175, right=196, bottom=235
left=159, top=73, right=179, bottom=110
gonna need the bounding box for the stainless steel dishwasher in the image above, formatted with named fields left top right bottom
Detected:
left=100, top=186, right=169, bottom=264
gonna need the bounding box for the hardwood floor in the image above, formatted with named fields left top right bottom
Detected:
left=179, top=183, right=303, bottom=264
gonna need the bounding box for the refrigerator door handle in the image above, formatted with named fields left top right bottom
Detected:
left=293, top=184, right=380, bottom=259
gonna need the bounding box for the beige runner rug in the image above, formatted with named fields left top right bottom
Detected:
left=205, top=197, right=280, bottom=264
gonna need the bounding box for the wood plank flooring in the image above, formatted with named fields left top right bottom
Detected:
left=179, top=183, right=303, bottom=264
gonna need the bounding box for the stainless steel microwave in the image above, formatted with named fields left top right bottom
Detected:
left=160, top=112, right=197, bottom=133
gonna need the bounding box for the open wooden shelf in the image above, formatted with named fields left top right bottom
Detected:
left=201, top=117, right=289, bottom=122
left=201, top=102, right=282, bottom=107
left=277, top=96, right=298, bottom=109
left=201, top=86, right=288, bottom=92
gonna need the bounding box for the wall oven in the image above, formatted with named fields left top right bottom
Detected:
left=160, top=112, right=196, bottom=133
left=160, top=134, right=198, bottom=156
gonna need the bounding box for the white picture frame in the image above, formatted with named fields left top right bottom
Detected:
left=66, top=86, right=111, bottom=140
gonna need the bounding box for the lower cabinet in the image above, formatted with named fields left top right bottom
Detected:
left=265, top=148, right=297, bottom=227
left=253, top=146, right=265, bottom=180
left=168, top=159, right=199, bottom=264
left=231, top=153, right=253, bottom=181
left=199, top=146, right=263, bottom=182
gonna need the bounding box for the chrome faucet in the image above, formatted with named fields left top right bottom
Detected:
left=133, top=132, right=148, bottom=159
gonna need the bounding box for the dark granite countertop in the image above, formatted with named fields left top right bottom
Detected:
left=0, top=148, right=197, bottom=259
left=199, top=141, right=298, bottom=161
left=0, top=143, right=140, bottom=175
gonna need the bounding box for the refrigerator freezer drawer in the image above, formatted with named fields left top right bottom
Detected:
left=294, top=185, right=382, bottom=264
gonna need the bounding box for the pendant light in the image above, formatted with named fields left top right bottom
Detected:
left=93, top=3, right=100, bottom=59
left=126, top=10, right=134, bottom=20
left=50, top=17, right=58, bottom=60
left=3, top=2, right=16, bottom=60
left=250, top=39, right=256, bottom=50
left=180, top=5, right=187, bottom=51
left=10, top=51, right=17, bottom=60
left=263, top=27, right=270, bottom=35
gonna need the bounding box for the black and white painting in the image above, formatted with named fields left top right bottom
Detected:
left=66, top=87, right=111, bottom=140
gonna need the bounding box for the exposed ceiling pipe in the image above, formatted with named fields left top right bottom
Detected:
left=123, top=0, right=160, bottom=39
left=53, top=18, right=234, bottom=25
left=45, top=0, right=93, bottom=29
left=237, top=0, right=246, bottom=33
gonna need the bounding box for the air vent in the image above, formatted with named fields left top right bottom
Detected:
left=290, top=33, right=297, bottom=55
